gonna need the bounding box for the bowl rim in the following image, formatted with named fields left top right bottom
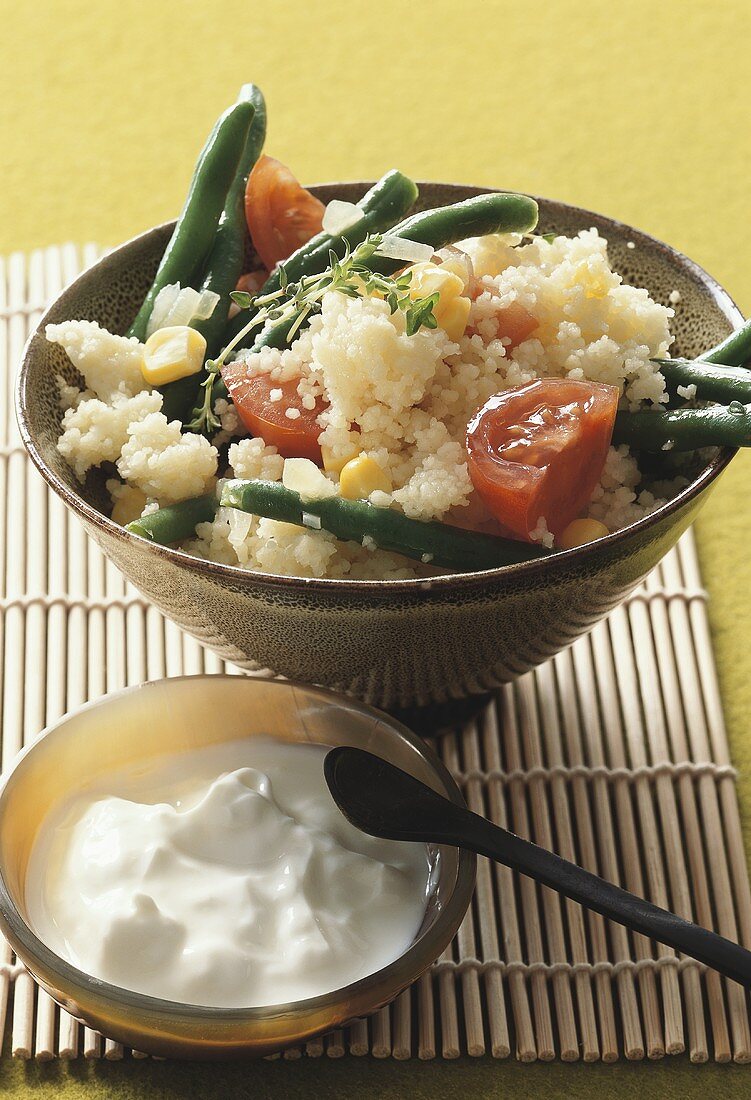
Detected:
left=16, top=183, right=743, bottom=594
left=0, top=674, right=476, bottom=1022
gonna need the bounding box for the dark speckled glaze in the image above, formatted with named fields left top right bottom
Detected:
left=17, top=184, right=742, bottom=709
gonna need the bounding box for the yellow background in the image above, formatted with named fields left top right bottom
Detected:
left=1, top=0, right=750, bottom=1095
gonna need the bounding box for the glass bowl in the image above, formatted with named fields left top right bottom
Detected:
left=0, top=675, right=475, bottom=1059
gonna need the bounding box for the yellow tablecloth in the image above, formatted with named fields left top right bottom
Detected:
left=1, top=0, right=750, bottom=1094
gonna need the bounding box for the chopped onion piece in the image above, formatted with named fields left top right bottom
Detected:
left=301, top=512, right=322, bottom=530
left=192, top=288, right=221, bottom=320
left=282, top=458, right=337, bottom=503
left=228, top=507, right=253, bottom=544
left=376, top=235, right=434, bottom=264
left=146, top=283, right=180, bottom=336
left=146, top=285, right=221, bottom=338
left=322, top=199, right=363, bottom=235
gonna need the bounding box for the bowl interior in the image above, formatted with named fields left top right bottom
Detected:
left=0, top=676, right=471, bottom=1017
left=19, top=183, right=742, bottom=556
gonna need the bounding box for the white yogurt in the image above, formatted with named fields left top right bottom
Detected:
left=25, top=738, right=431, bottom=1008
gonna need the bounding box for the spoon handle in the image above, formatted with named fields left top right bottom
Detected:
left=456, top=809, right=751, bottom=987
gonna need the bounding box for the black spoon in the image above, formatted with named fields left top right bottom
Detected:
left=324, top=747, right=751, bottom=987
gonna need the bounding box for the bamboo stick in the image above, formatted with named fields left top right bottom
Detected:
left=146, top=605, right=167, bottom=681
left=0, top=940, right=10, bottom=1060
left=126, top=592, right=147, bottom=687
left=371, top=1006, right=392, bottom=1059
left=26, top=250, right=58, bottom=1064
left=494, top=687, right=556, bottom=1059
left=84, top=488, right=110, bottom=1062
left=203, top=647, right=225, bottom=674
left=83, top=1030, right=102, bottom=1060
left=38, top=252, right=73, bottom=1062
left=326, top=1030, right=345, bottom=1058
left=6, top=252, right=34, bottom=1059
left=437, top=955, right=461, bottom=1059
left=22, top=249, right=48, bottom=745
left=182, top=631, right=204, bottom=676
left=416, top=972, right=436, bottom=1060
left=480, top=702, right=537, bottom=1062
left=392, top=990, right=413, bottom=1060
left=440, top=732, right=485, bottom=1057
left=100, top=556, right=127, bottom=1061
left=56, top=439, right=88, bottom=1061
left=531, top=662, right=600, bottom=1061
left=0, top=259, right=15, bottom=1059
left=164, top=617, right=185, bottom=678
left=458, top=721, right=510, bottom=1058
left=347, top=1017, right=369, bottom=1056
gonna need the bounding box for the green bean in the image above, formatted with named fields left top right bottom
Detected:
left=220, top=479, right=546, bottom=571
left=127, top=88, right=257, bottom=343
left=366, top=192, right=539, bottom=276
left=656, top=357, right=751, bottom=405
left=161, top=86, right=267, bottom=424
left=246, top=191, right=539, bottom=356
left=194, top=86, right=267, bottom=355
left=257, top=170, right=418, bottom=296
left=125, top=493, right=217, bottom=544
left=222, top=169, right=419, bottom=349
left=701, top=316, right=751, bottom=366
left=613, top=402, right=751, bottom=452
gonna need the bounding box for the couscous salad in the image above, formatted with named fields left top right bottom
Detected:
left=48, top=85, right=751, bottom=579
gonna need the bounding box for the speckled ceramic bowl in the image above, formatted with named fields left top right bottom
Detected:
left=17, top=183, right=742, bottom=711
left=0, top=676, right=475, bottom=1059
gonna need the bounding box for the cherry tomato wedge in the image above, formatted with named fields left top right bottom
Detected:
left=244, top=155, right=325, bottom=272
left=221, top=362, right=327, bottom=463
left=466, top=379, right=618, bottom=542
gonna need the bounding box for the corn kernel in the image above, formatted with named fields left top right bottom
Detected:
left=559, top=518, right=609, bottom=549
left=438, top=295, right=472, bottom=342
left=111, top=486, right=148, bottom=527
left=408, top=262, right=471, bottom=340
left=339, top=455, right=392, bottom=500
left=321, top=441, right=359, bottom=475
left=142, top=326, right=207, bottom=387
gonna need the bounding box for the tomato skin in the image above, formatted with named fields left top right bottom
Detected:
left=466, top=379, right=619, bottom=542
left=221, top=361, right=326, bottom=463
left=245, top=155, right=325, bottom=272
left=495, top=302, right=538, bottom=348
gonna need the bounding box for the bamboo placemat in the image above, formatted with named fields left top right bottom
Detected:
left=1, top=245, right=750, bottom=1065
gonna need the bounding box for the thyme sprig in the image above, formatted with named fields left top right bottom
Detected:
left=188, top=234, right=440, bottom=435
